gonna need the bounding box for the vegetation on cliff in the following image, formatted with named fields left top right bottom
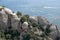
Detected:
left=0, top=6, right=60, bottom=40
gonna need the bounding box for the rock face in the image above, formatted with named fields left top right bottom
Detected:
left=0, top=7, right=8, bottom=30
left=0, top=6, right=59, bottom=40
left=0, top=6, right=20, bottom=30
left=30, top=16, right=49, bottom=26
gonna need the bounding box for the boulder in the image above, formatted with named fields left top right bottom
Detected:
left=22, top=22, right=29, bottom=31
left=0, top=6, right=20, bottom=30
left=30, top=16, right=49, bottom=26
left=49, top=24, right=59, bottom=40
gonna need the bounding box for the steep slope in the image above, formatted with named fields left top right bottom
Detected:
left=0, top=6, right=60, bottom=40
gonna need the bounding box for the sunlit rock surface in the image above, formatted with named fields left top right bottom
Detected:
left=0, top=6, right=59, bottom=40
left=30, top=16, right=49, bottom=26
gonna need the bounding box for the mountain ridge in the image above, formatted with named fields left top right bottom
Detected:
left=0, top=6, right=60, bottom=40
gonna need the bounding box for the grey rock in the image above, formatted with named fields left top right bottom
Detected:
left=22, top=22, right=29, bottom=32
left=30, top=16, right=49, bottom=26
left=0, top=6, right=20, bottom=30
left=0, top=8, right=8, bottom=30
left=0, top=6, right=59, bottom=40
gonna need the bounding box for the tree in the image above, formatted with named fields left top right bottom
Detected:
left=23, top=14, right=29, bottom=22
left=23, top=33, right=30, bottom=40
left=0, top=30, right=6, bottom=40
left=31, top=22, right=38, bottom=27
left=11, top=30, right=20, bottom=40
left=45, top=25, right=51, bottom=36
left=40, top=25, right=51, bottom=40
left=16, top=11, right=22, bottom=18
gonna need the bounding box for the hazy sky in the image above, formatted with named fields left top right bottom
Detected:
left=0, top=0, right=60, bottom=27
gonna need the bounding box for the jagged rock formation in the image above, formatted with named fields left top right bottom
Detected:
left=30, top=16, right=49, bottom=26
left=0, top=6, right=60, bottom=40
left=0, top=6, right=20, bottom=30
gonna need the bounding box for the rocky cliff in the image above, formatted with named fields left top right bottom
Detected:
left=0, top=6, right=60, bottom=40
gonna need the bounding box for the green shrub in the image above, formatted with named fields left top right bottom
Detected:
left=23, top=33, right=30, bottom=40
left=16, top=11, right=22, bottom=18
